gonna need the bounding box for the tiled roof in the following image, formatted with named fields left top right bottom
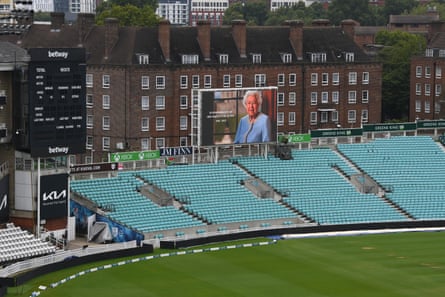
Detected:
left=428, top=32, right=445, bottom=49
left=0, top=41, right=29, bottom=64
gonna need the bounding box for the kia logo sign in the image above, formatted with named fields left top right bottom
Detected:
left=42, top=190, right=66, bottom=201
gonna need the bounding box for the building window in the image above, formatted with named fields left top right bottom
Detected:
left=141, top=117, right=149, bottom=131
left=223, top=75, right=230, bottom=88
left=311, top=73, right=318, bottom=86
left=281, top=53, right=292, bottom=63
left=320, top=111, right=328, bottom=123
left=156, top=96, right=165, bottom=110
left=102, top=137, right=110, bottom=151
left=182, top=54, right=199, bottom=64
left=311, top=52, right=326, bottom=63
left=425, top=101, right=431, bottom=113
left=362, top=72, right=369, bottom=84
left=289, top=73, right=296, bottom=86
left=416, top=66, right=422, bottom=78
left=289, top=112, right=296, bottom=125
left=102, top=75, right=110, bottom=88
left=321, top=92, right=328, bottom=103
left=425, top=83, right=431, bottom=96
left=310, top=112, right=317, bottom=124
left=87, top=115, right=93, bottom=129
left=425, top=66, right=431, bottom=78
left=180, top=137, right=187, bottom=146
left=277, top=112, right=284, bottom=126
left=362, top=90, right=369, bottom=103
left=254, top=74, right=266, bottom=87
left=141, top=138, right=149, bottom=150
left=440, top=50, right=445, bottom=57
left=322, top=73, right=328, bottom=86
left=86, top=74, right=93, bottom=88
left=345, top=52, right=354, bottom=62
left=416, top=100, right=421, bottom=112
left=310, top=92, right=317, bottom=105
left=156, top=117, right=165, bottom=131
left=289, top=92, right=296, bottom=105
left=332, top=110, right=338, bottom=122
left=141, top=96, right=149, bottom=110
left=219, top=54, right=229, bottom=64
left=156, top=76, right=165, bottom=89
left=425, top=48, right=434, bottom=57
left=348, top=110, right=356, bottom=123
left=436, top=66, right=442, bottom=79
left=252, top=54, right=262, bottom=64
left=180, top=95, right=188, bottom=109
left=102, top=95, right=110, bottom=109
left=435, top=101, right=441, bottom=114
left=361, top=109, right=368, bottom=123
left=348, top=72, right=357, bottom=85
left=180, top=116, right=187, bottom=130
left=416, top=83, right=421, bottom=95
left=180, top=75, right=188, bottom=89
left=436, top=84, right=442, bottom=96
left=277, top=93, right=285, bottom=106
left=138, top=54, right=149, bottom=65
left=332, top=91, right=339, bottom=104
left=141, top=76, right=149, bottom=89
left=156, top=138, right=165, bottom=149
left=235, top=74, right=243, bottom=88
left=86, top=94, right=93, bottom=108
left=192, top=75, right=199, bottom=88
left=348, top=91, right=356, bottom=104
left=204, top=75, right=212, bottom=88
left=277, top=74, right=285, bottom=86
left=332, top=73, right=339, bottom=85
left=86, top=136, right=93, bottom=150
left=102, top=116, right=110, bottom=130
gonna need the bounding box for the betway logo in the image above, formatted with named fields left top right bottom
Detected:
left=43, top=190, right=66, bottom=201
left=0, top=194, right=7, bottom=211
left=48, top=146, right=69, bottom=154
left=48, top=50, right=69, bottom=59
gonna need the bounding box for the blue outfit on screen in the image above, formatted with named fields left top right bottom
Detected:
left=234, top=113, right=271, bottom=143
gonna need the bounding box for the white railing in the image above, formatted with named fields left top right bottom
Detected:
left=0, top=240, right=137, bottom=278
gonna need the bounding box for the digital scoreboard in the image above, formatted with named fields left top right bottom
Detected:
left=28, top=48, right=86, bottom=158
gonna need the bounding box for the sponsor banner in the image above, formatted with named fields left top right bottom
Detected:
left=311, top=128, right=363, bottom=138
left=160, top=146, right=193, bottom=157
left=70, top=162, right=119, bottom=174
left=0, top=175, right=9, bottom=224
left=416, top=120, right=445, bottom=129
left=109, top=150, right=160, bottom=162
left=279, top=134, right=311, bottom=143
left=40, top=173, right=69, bottom=220
left=362, top=122, right=417, bottom=132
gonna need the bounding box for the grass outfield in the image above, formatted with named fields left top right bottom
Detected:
left=7, top=232, right=445, bottom=297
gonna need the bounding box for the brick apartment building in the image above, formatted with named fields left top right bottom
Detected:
left=0, top=13, right=382, bottom=164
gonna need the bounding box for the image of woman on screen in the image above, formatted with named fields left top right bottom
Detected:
left=234, top=90, right=271, bottom=143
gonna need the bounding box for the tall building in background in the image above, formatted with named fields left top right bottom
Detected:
left=190, top=0, right=228, bottom=26
left=156, top=0, right=189, bottom=25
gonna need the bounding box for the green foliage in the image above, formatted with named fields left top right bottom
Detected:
left=328, top=0, right=375, bottom=25
left=96, top=0, right=158, bottom=13
left=96, top=4, right=160, bottom=27
left=376, top=30, right=427, bottom=121
left=223, top=1, right=268, bottom=25
left=265, top=2, right=328, bottom=26
left=410, top=1, right=445, bottom=21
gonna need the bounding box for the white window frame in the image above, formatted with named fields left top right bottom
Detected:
left=219, top=54, right=229, bottom=64
left=416, top=83, right=421, bottom=95
left=425, top=101, right=431, bottom=113
left=156, top=138, right=165, bottom=149
left=332, top=73, right=339, bottom=85
left=204, top=75, right=212, bottom=88
left=425, top=83, right=431, bottom=96
left=289, top=92, right=296, bottom=105
left=332, top=91, right=339, bottom=104
left=156, top=76, right=165, bottom=89
left=141, top=117, right=149, bottom=131
left=102, top=95, right=110, bottom=109
left=102, top=137, right=110, bottom=151
left=102, top=116, right=110, bottom=130
left=322, top=73, right=328, bottom=86
left=361, top=109, right=368, bottom=123
left=277, top=112, right=284, bottom=126
left=321, top=92, right=328, bottom=103
left=223, top=75, right=230, bottom=88
left=86, top=74, right=93, bottom=88
left=348, top=72, right=357, bottom=85
left=310, top=112, right=317, bottom=125
left=289, top=111, right=296, bottom=125
left=86, top=136, right=93, bottom=150
left=277, top=92, right=285, bottom=106
left=156, top=96, right=165, bottom=110
left=141, top=76, right=149, bottom=90
left=252, top=54, right=262, bottom=64
left=102, top=75, right=110, bottom=88
left=180, top=75, right=188, bottom=89
left=311, top=73, right=318, bottom=86
left=362, top=90, right=369, bottom=103
left=348, top=91, right=356, bottom=104
left=416, top=66, right=422, bottom=78
left=320, top=111, right=328, bottom=123
left=289, top=73, right=296, bottom=86
left=425, top=66, right=431, bottom=79
left=254, top=74, right=266, bottom=87
left=192, top=75, right=199, bottom=88
left=87, top=115, right=93, bottom=129
left=180, top=116, right=188, bottom=130
left=362, top=72, right=369, bottom=84
left=180, top=95, right=188, bottom=109
left=141, top=138, right=149, bottom=150
left=277, top=74, right=285, bottom=86
left=141, top=96, right=149, bottom=110
left=86, top=94, right=93, bottom=108
left=235, top=74, right=243, bottom=88
left=415, top=100, right=421, bottom=112
left=156, top=117, right=166, bottom=131
left=348, top=110, right=356, bottom=123
left=310, top=92, right=317, bottom=105
left=332, top=110, right=338, bottom=122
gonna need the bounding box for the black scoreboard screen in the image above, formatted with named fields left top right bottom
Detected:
left=28, top=48, right=86, bottom=158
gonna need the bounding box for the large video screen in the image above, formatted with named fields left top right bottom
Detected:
left=28, top=48, right=86, bottom=158
left=199, top=88, right=277, bottom=146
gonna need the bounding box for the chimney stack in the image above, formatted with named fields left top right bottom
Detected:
left=340, top=19, right=359, bottom=38
left=232, top=20, right=247, bottom=58
left=158, top=20, right=171, bottom=63
left=77, top=13, right=95, bottom=44
left=50, top=12, right=64, bottom=30
left=285, top=20, right=304, bottom=61
left=104, top=18, right=119, bottom=59
left=312, top=19, right=330, bottom=27
left=197, top=20, right=211, bottom=62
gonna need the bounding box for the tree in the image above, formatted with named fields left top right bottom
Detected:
left=97, top=0, right=158, bottom=14
left=96, top=4, right=160, bottom=27
left=265, top=2, right=328, bottom=26
left=327, top=0, right=375, bottom=25
left=223, top=1, right=268, bottom=25
left=375, top=30, right=427, bottom=121
left=383, top=0, right=417, bottom=19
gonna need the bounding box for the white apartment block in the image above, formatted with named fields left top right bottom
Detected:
left=156, top=0, right=189, bottom=25
left=270, top=0, right=328, bottom=11
left=190, top=0, right=228, bottom=26
left=33, top=0, right=95, bottom=14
